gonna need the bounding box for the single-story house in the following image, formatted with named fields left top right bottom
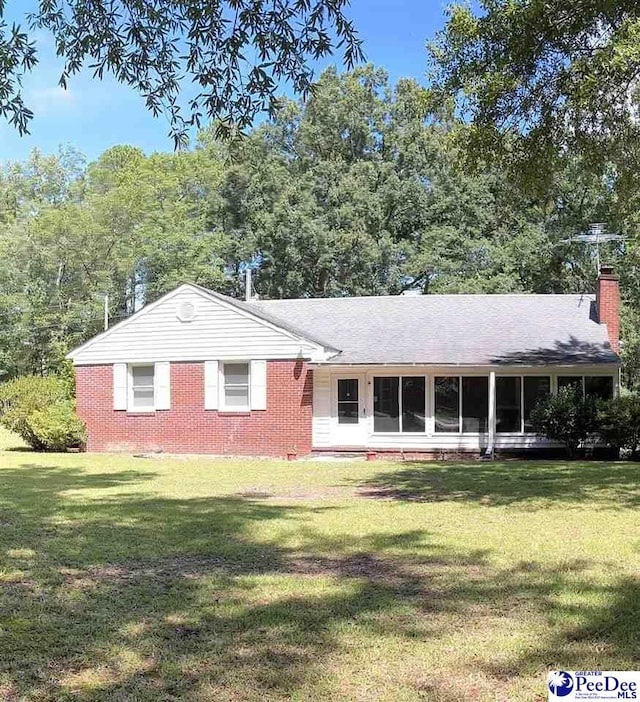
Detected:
left=68, top=266, right=621, bottom=457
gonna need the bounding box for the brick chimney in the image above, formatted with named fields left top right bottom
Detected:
left=596, top=264, right=620, bottom=354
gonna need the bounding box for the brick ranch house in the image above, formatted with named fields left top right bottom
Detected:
left=68, top=266, right=621, bottom=457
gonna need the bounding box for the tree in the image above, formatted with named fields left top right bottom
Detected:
left=0, top=143, right=227, bottom=378
left=1, top=0, right=363, bottom=144
left=429, top=1, right=640, bottom=194
left=210, top=65, right=623, bottom=300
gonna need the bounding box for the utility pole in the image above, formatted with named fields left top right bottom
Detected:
left=104, top=294, right=109, bottom=331
left=245, top=267, right=252, bottom=302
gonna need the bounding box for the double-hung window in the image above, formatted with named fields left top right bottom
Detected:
left=129, top=365, right=155, bottom=411
left=373, top=376, right=426, bottom=433
left=222, top=363, right=250, bottom=410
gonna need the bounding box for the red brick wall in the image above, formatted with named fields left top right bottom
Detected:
left=76, top=360, right=313, bottom=456
left=596, top=266, right=620, bottom=354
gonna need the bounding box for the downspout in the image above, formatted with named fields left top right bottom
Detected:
left=487, top=370, right=496, bottom=458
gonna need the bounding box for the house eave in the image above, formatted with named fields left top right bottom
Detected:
left=307, top=360, right=621, bottom=369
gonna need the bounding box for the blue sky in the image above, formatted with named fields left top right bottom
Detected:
left=0, top=0, right=451, bottom=164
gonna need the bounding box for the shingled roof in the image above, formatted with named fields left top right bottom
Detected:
left=244, top=293, right=619, bottom=366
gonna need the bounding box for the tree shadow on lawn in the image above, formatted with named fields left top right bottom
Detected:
left=0, top=464, right=638, bottom=700
left=354, top=460, right=640, bottom=508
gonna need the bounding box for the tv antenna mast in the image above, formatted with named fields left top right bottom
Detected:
left=561, top=223, right=624, bottom=272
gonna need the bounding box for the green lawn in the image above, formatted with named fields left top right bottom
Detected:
left=1, top=432, right=639, bottom=701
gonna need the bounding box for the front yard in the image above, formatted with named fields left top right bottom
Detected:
left=1, top=430, right=639, bottom=701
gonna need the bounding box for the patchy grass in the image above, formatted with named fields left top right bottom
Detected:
left=0, top=448, right=639, bottom=701
left=0, top=426, right=26, bottom=451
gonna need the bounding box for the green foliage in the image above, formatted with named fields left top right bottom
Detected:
left=621, top=304, right=640, bottom=391
left=0, top=375, right=83, bottom=450
left=210, top=65, right=615, bottom=300
left=429, top=1, right=640, bottom=199
left=529, top=387, right=598, bottom=458
left=27, top=401, right=86, bottom=452
left=2, top=1, right=363, bottom=145
left=0, top=143, right=226, bottom=378
left=597, top=394, right=640, bottom=459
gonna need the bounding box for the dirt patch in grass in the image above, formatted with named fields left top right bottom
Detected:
left=56, top=550, right=444, bottom=586
left=236, top=485, right=358, bottom=500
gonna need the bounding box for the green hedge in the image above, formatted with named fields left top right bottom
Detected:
left=597, top=394, right=640, bottom=459
left=529, top=387, right=598, bottom=458
left=0, top=375, right=85, bottom=451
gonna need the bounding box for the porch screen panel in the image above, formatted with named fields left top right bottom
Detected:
left=462, top=377, right=488, bottom=433
left=435, top=377, right=460, bottom=433
left=402, top=377, right=426, bottom=432
left=585, top=376, right=614, bottom=400
left=374, top=377, right=399, bottom=432
left=496, top=376, right=521, bottom=433
left=523, top=375, right=551, bottom=432
left=557, top=376, right=583, bottom=393
left=523, top=376, right=551, bottom=431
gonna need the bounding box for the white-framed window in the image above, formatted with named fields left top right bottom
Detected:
left=557, top=375, right=614, bottom=400
left=372, top=375, right=426, bottom=433
left=221, top=362, right=250, bottom=411
left=129, top=364, right=155, bottom=411
left=495, top=375, right=551, bottom=434
left=337, top=378, right=360, bottom=424
left=113, top=362, right=170, bottom=412
left=434, top=376, right=489, bottom=434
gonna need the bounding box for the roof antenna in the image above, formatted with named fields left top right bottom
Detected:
left=245, top=267, right=252, bottom=302
left=560, top=222, right=624, bottom=274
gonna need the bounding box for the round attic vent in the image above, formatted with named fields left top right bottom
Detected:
left=177, top=300, right=197, bottom=322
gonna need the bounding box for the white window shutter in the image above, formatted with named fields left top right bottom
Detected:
left=204, top=361, right=219, bottom=409
left=155, top=362, right=171, bottom=410
left=250, top=360, right=267, bottom=410
left=113, top=363, right=128, bottom=410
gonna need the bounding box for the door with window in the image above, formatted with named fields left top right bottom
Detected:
left=333, top=375, right=367, bottom=445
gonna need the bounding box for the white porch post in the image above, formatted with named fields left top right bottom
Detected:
left=488, top=370, right=496, bottom=456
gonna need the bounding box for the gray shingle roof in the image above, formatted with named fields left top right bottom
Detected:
left=246, top=293, right=619, bottom=366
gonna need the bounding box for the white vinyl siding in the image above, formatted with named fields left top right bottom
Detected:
left=312, top=368, right=332, bottom=447
left=204, top=361, right=219, bottom=410
left=71, top=286, right=321, bottom=365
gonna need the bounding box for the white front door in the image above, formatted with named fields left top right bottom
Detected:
left=332, top=374, right=368, bottom=446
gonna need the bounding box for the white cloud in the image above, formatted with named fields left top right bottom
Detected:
left=27, top=85, right=76, bottom=113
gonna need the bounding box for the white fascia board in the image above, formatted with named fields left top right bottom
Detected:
left=307, top=361, right=621, bottom=373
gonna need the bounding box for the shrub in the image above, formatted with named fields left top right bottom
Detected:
left=27, top=401, right=86, bottom=451
left=529, top=386, right=598, bottom=458
left=0, top=374, right=85, bottom=451
left=597, top=394, right=640, bottom=459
